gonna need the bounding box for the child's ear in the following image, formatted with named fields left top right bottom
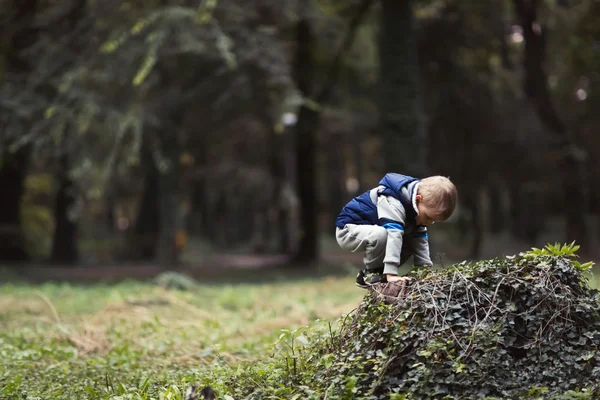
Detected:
left=416, top=194, right=423, bottom=203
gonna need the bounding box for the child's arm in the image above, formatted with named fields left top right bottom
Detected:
left=407, top=225, right=433, bottom=267
left=376, top=195, right=407, bottom=277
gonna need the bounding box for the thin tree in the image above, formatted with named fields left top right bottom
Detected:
left=512, top=0, right=589, bottom=248
left=293, top=0, right=375, bottom=263
left=0, top=0, right=40, bottom=262
left=378, top=0, right=425, bottom=176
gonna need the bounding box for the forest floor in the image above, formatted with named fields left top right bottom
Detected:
left=2, top=235, right=600, bottom=399
left=0, top=270, right=363, bottom=399
left=6, top=226, right=599, bottom=285
left=3, top=254, right=600, bottom=399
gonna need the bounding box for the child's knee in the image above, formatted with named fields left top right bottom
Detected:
left=368, top=226, right=388, bottom=250
left=336, top=226, right=362, bottom=251
left=335, top=227, right=348, bottom=248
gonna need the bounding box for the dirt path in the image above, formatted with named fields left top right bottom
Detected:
left=7, top=252, right=364, bottom=284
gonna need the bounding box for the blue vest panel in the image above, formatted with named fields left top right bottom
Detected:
left=335, top=173, right=419, bottom=228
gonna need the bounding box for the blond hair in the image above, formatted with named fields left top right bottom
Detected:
left=418, top=176, right=458, bottom=220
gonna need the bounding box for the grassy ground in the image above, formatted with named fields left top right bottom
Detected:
left=2, top=259, right=599, bottom=399
left=0, top=272, right=363, bottom=399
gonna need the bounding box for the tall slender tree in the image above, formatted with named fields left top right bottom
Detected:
left=378, top=0, right=424, bottom=177
left=293, top=0, right=375, bottom=263
left=48, top=0, right=88, bottom=264
left=0, top=0, right=40, bottom=262
left=50, top=150, right=78, bottom=263
left=292, top=0, right=319, bottom=262
left=512, top=0, right=589, bottom=248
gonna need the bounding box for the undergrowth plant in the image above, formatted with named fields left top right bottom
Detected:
left=276, top=243, right=600, bottom=399
left=185, top=243, right=600, bottom=399
left=3, top=243, right=600, bottom=400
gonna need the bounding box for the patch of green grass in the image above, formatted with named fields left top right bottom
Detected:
left=3, top=256, right=600, bottom=400
left=0, top=274, right=362, bottom=399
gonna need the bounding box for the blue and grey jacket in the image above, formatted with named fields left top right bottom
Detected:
left=336, top=173, right=432, bottom=275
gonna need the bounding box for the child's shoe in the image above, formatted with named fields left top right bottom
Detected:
left=355, top=268, right=386, bottom=289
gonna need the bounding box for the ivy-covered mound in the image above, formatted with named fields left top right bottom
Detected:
left=315, top=244, right=600, bottom=399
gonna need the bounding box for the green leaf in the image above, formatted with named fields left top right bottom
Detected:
left=132, top=50, right=157, bottom=86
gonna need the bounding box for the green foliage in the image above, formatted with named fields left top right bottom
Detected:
left=0, top=275, right=361, bottom=399
left=2, top=0, right=298, bottom=210
left=525, top=242, right=596, bottom=272
left=294, top=247, right=600, bottom=399
left=153, top=271, right=199, bottom=291
left=4, top=250, right=600, bottom=399
left=21, top=173, right=54, bottom=259
left=527, top=241, right=583, bottom=258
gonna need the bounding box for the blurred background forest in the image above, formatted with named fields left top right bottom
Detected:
left=1, top=0, right=599, bottom=277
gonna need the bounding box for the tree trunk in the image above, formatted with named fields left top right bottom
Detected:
left=265, top=112, right=290, bottom=253
left=352, top=126, right=364, bottom=194
left=510, top=180, right=545, bottom=245
left=494, top=0, right=512, bottom=70
left=512, top=0, right=588, bottom=248
left=465, top=189, right=483, bottom=260
left=378, top=0, right=425, bottom=176
left=151, top=109, right=184, bottom=266
left=50, top=153, right=78, bottom=264
left=292, top=0, right=374, bottom=263
left=3, top=0, right=38, bottom=73
left=0, top=148, right=30, bottom=261
left=105, top=193, right=115, bottom=234
left=189, top=133, right=208, bottom=238
left=522, top=183, right=544, bottom=245
left=156, top=162, right=180, bottom=267
left=327, top=132, right=346, bottom=227
left=487, top=183, right=505, bottom=234
left=189, top=180, right=207, bottom=236
left=292, top=10, right=319, bottom=263
left=0, top=0, right=40, bottom=262
left=133, top=146, right=159, bottom=261
left=293, top=113, right=319, bottom=262
left=509, top=181, right=525, bottom=241
left=188, top=125, right=216, bottom=243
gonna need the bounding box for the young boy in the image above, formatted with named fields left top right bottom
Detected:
left=335, top=173, right=457, bottom=288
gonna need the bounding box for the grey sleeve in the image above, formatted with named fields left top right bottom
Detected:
left=406, top=225, right=433, bottom=267
left=376, top=195, right=407, bottom=276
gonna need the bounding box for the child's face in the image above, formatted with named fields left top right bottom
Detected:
left=415, top=195, right=445, bottom=226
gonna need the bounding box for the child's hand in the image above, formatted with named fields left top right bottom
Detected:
left=386, top=274, right=412, bottom=283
